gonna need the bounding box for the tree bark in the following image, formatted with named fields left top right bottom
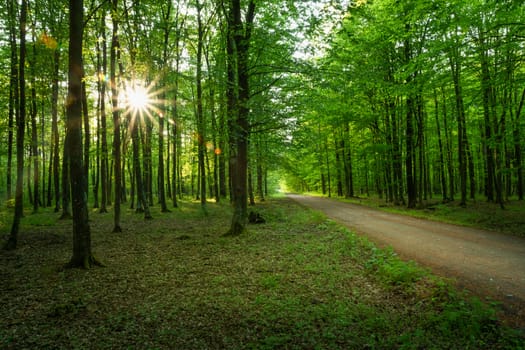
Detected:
left=65, top=0, right=100, bottom=268
left=224, top=0, right=256, bottom=236
left=132, top=119, right=153, bottom=219
left=434, top=90, right=447, bottom=201
left=111, top=0, right=122, bottom=232
left=7, top=0, right=18, bottom=201
left=30, top=36, right=39, bottom=213
left=98, top=16, right=109, bottom=213
left=5, top=0, right=27, bottom=250
left=195, top=0, right=207, bottom=212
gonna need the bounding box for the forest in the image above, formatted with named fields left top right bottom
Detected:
left=1, top=0, right=525, bottom=348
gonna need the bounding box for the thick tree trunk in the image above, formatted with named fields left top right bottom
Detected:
left=65, top=0, right=100, bottom=268
left=225, top=0, right=256, bottom=236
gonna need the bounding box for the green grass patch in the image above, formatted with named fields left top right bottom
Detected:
left=0, top=198, right=522, bottom=349
left=341, top=195, right=525, bottom=237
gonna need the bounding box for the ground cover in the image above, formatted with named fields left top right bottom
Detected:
left=0, top=198, right=522, bottom=349
left=334, top=195, right=525, bottom=237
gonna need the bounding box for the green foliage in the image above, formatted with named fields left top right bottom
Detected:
left=0, top=198, right=521, bottom=349
left=365, top=246, right=425, bottom=288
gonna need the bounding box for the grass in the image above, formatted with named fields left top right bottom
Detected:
left=0, top=198, right=523, bottom=349
left=336, top=195, right=525, bottom=237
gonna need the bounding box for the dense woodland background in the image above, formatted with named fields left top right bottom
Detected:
left=1, top=0, right=524, bottom=251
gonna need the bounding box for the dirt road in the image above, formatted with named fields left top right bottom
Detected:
left=288, top=194, right=525, bottom=328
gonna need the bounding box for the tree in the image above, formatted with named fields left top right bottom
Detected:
left=223, top=0, right=256, bottom=236
left=111, top=0, right=123, bottom=233
left=4, top=0, right=27, bottom=251
left=65, top=0, right=100, bottom=268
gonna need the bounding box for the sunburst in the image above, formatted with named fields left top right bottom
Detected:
left=121, top=79, right=168, bottom=132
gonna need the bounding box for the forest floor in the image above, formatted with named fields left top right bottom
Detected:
left=288, top=194, right=525, bottom=330
left=1, top=197, right=524, bottom=349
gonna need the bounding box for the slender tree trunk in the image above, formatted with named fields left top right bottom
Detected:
left=157, top=4, right=171, bottom=213
left=7, top=0, right=18, bottom=201
left=99, top=19, right=109, bottom=213
left=514, top=87, right=525, bottom=200
left=30, top=38, right=40, bottom=213
left=248, top=164, right=255, bottom=205
left=434, top=90, right=447, bottom=201
left=195, top=1, right=207, bottom=211
left=383, top=106, right=394, bottom=203
left=406, top=95, right=416, bottom=208
left=343, top=124, right=354, bottom=198
left=256, top=137, right=265, bottom=202
left=132, top=120, right=153, bottom=219
left=334, top=133, right=343, bottom=197
left=82, top=77, right=90, bottom=200
left=171, top=20, right=183, bottom=208
left=50, top=49, right=61, bottom=212
left=324, top=136, right=332, bottom=198
left=5, top=0, right=27, bottom=250
left=448, top=44, right=468, bottom=207
left=218, top=106, right=227, bottom=199
left=111, top=0, right=122, bottom=232
left=158, top=110, right=169, bottom=212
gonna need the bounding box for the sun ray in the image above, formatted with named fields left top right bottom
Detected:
left=118, top=78, right=171, bottom=135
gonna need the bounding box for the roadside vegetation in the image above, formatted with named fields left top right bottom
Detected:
left=336, top=195, right=525, bottom=237
left=1, top=197, right=522, bottom=349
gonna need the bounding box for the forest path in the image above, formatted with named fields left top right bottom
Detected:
left=287, top=194, right=525, bottom=328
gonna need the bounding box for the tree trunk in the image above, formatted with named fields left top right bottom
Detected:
left=248, top=165, right=255, bottom=206
left=224, top=0, right=256, bottom=236
left=132, top=120, right=153, bottom=219
left=65, top=0, right=100, bottom=268
left=514, top=87, right=525, bottom=200
left=111, top=0, right=122, bottom=232
left=5, top=0, right=27, bottom=250
left=343, top=126, right=354, bottom=198
left=30, top=37, right=39, bottom=213
left=334, top=133, right=343, bottom=197
left=218, top=107, right=228, bottom=199
left=434, top=90, right=447, bottom=201
left=99, top=18, right=109, bottom=213
left=405, top=95, right=416, bottom=208
left=195, top=1, right=207, bottom=212
left=157, top=3, right=171, bottom=213
left=7, top=0, right=18, bottom=201
left=82, top=77, right=90, bottom=201
left=324, top=136, right=332, bottom=198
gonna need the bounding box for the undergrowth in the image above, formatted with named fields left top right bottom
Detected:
left=341, top=195, right=525, bottom=237
left=0, top=198, right=522, bottom=349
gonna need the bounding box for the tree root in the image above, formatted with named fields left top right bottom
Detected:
left=65, top=255, right=105, bottom=269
